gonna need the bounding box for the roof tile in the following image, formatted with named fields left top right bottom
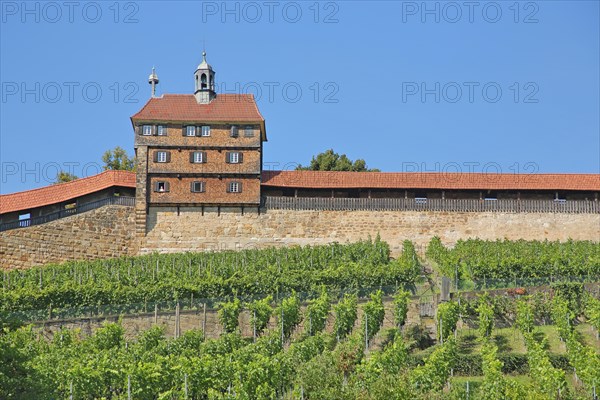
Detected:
left=131, top=94, right=265, bottom=123
left=0, top=170, right=136, bottom=215
left=261, top=170, right=600, bottom=192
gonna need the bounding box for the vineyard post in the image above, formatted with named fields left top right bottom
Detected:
left=127, top=375, right=131, bottom=400
left=175, top=302, right=180, bottom=338
left=154, top=304, right=158, bottom=324
left=440, top=317, right=443, bottom=344
left=203, top=303, right=207, bottom=334
left=281, top=306, right=284, bottom=346
left=184, top=373, right=188, bottom=399
left=466, top=381, right=469, bottom=400
left=455, top=265, right=458, bottom=292
left=365, top=312, right=368, bottom=351
left=253, top=310, right=256, bottom=342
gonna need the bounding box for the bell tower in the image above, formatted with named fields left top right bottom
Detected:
left=194, top=51, right=216, bottom=104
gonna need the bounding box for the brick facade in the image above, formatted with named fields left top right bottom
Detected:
left=148, top=177, right=261, bottom=205
left=147, top=148, right=261, bottom=175
left=135, top=124, right=261, bottom=148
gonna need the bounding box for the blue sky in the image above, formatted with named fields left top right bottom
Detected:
left=1, top=1, right=598, bottom=194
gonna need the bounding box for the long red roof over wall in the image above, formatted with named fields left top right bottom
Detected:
left=131, top=94, right=266, bottom=140
left=261, top=170, right=600, bottom=192
left=1, top=170, right=599, bottom=216
left=0, top=170, right=136, bottom=215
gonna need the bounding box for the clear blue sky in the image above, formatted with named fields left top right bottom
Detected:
left=1, top=1, right=598, bottom=194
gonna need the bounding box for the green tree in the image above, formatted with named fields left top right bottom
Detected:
left=102, top=146, right=135, bottom=171
left=296, top=149, right=379, bottom=172
left=54, top=171, right=79, bottom=184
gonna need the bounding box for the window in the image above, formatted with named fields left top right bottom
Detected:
left=142, top=125, right=153, bottom=136
left=244, top=126, right=254, bottom=137
left=154, top=181, right=170, bottom=192
left=190, top=151, right=206, bottom=164
left=415, top=197, right=427, bottom=204
left=185, top=126, right=196, bottom=137
left=19, top=213, right=31, bottom=228
left=228, top=181, right=242, bottom=193
left=226, top=152, right=243, bottom=164
left=201, top=126, right=211, bottom=137
left=157, top=125, right=167, bottom=136
left=155, top=151, right=169, bottom=163
left=191, top=181, right=205, bottom=193
left=230, top=125, right=239, bottom=138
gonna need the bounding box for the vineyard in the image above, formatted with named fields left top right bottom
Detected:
left=1, top=238, right=600, bottom=399
left=0, top=238, right=419, bottom=316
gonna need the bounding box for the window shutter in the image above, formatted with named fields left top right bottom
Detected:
left=195, top=126, right=200, bottom=137
left=238, top=182, right=243, bottom=192
left=189, top=152, right=195, bottom=163
left=164, top=182, right=170, bottom=192
left=239, top=153, right=244, bottom=163
left=166, top=152, right=171, bottom=162
left=202, top=152, right=207, bottom=163
left=225, top=152, right=231, bottom=163
left=226, top=183, right=231, bottom=193
left=200, top=182, right=206, bottom=193
left=136, top=125, right=141, bottom=135
left=230, top=126, right=238, bottom=137
left=182, top=126, right=187, bottom=136
left=190, top=182, right=195, bottom=192
left=153, top=151, right=158, bottom=162
left=154, top=182, right=159, bottom=192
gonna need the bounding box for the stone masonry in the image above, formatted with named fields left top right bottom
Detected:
left=142, top=206, right=600, bottom=256
left=1, top=204, right=598, bottom=268
left=0, top=205, right=136, bottom=269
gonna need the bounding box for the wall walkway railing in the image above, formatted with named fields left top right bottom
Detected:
left=0, top=196, right=135, bottom=232
left=263, top=196, right=600, bottom=214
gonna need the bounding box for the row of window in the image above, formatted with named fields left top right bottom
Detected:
left=154, top=181, right=243, bottom=193
left=153, top=151, right=244, bottom=164
left=141, top=125, right=255, bottom=138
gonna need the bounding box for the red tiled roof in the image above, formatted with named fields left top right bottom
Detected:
left=261, top=170, right=600, bottom=192
left=2, top=170, right=597, bottom=216
left=131, top=94, right=266, bottom=140
left=0, top=170, right=136, bottom=215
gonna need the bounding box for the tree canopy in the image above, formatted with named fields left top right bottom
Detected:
left=102, top=146, right=135, bottom=171
left=54, top=171, right=78, bottom=184
left=296, top=149, right=379, bottom=172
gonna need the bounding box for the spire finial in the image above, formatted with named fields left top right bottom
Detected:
left=148, top=66, right=159, bottom=98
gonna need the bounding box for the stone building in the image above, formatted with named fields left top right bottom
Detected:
left=130, top=52, right=267, bottom=236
